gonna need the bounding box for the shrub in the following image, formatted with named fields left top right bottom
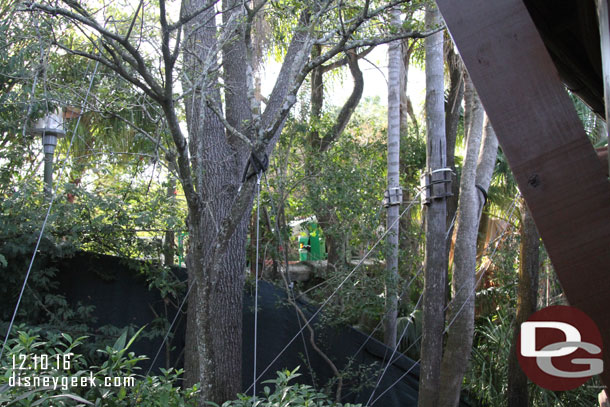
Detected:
left=210, top=367, right=361, bottom=407
left=1, top=329, right=360, bottom=407
left=0, top=327, right=198, bottom=406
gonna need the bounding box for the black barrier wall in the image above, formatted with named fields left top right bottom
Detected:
left=43, top=252, right=473, bottom=406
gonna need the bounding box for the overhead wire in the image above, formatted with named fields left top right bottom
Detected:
left=352, top=265, right=424, bottom=363
left=364, top=207, right=457, bottom=405
left=262, top=173, right=316, bottom=387
left=367, top=193, right=521, bottom=406
left=365, top=291, right=424, bottom=406
left=244, top=188, right=423, bottom=395
left=338, top=264, right=425, bottom=403
left=252, top=174, right=262, bottom=403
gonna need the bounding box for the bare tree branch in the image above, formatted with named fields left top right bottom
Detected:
left=320, top=49, right=364, bottom=152
left=52, top=41, right=158, bottom=100
left=320, top=45, right=374, bottom=73
left=124, top=0, right=143, bottom=42
left=27, top=1, right=164, bottom=96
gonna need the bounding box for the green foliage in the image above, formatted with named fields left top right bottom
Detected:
left=0, top=173, right=186, bottom=361
left=209, top=367, right=361, bottom=407
left=2, top=334, right=361, bottom=407
left=465, top=232, right=599, bottom=407
left=0, top=327, right=199, bottom=406
left=465, top=311, right=601, bottom=407
left=569, top=91, right=607, bottom=146
left=0, top=2, right=169, bottom=193
left=464, top=312, right=512, bottom=404
left=271, top=107, right=387, bottom=327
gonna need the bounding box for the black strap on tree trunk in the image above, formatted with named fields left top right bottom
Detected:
left=475, top=184, right=488, bottom=207
left=242, top=151, right=269, bottom=182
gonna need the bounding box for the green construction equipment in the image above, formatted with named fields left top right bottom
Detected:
left=298, top=221, right=327, bottom=261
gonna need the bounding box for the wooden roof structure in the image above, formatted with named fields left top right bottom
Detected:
left=436, top=0, right=610, bottom=387
left=526, top=0, right=605, bottom=117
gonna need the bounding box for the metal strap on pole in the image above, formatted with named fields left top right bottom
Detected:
left=420, top=167, right=453, bottom=205
left=383, top=186, right=403, bottom=207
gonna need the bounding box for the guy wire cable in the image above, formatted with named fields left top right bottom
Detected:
left=334, top=212, right=428, bottom=390
left=364, top=207, right=457, bottom=405
left=262, top=173, right=316, bottom=386
left=1, top=60, right=100, bottom=361
left=145, top=278, right=195, bottom=376
left=365, top=291, right=424, bottom=406
left=368, top=193, right=521, bottom=405
left=252, top=173, right=261, bottom=402
left=351, top=265, right=424, bottom=364
left=244, top=189, right=423, bottom=395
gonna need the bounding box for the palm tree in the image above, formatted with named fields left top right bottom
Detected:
left=384, top=5, right=402, bottom=348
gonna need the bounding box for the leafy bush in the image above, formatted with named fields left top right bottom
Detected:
left=464, top=311, right=600, bottom=407
left=1, top=330, right=361, bottom=407
left=0, top=176, right=187, bottom=356
left=0, top=327, right=199, bottom=406
left=210, top=367, right=361, bottom=407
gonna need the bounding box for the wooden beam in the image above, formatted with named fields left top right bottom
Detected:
left=436, top=0, right=610, bottom=385
left=598, top=0, right=610, bottom=176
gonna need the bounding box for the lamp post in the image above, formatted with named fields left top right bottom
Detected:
left=30, top=110, right=66, bottom=198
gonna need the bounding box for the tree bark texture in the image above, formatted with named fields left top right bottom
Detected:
left=444, top=39, right=464, bottom=250
left=164, top=178, right=176, bottom=267
left=418, top=5, right=447, bottom=407
left=184, top=267, right=200, bottom=388
left=439, top=98, right=498, bottom=407
left=507, top=201, right=540, bottom=407
left=475, top=119, right=499, bottom=196
left=182, top=2, right=250, bottom=402
left=384, top=6, right=402, bottom=348
left=475, top=119, right=499, bottom=273
left=438, top=79, right=485, bottom=407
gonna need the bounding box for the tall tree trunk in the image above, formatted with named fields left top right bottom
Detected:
left=507, top=201, right=540, bottom=407
left=384, top=6, right=402, bottom=348
left=398, top=40, right=417, bottom=297
left=444, top=39, right=464, bottom=253
left=182, top=1, right=252, bottom=402
left=438, top=107, right=498, bottom=406
left=184, top=267, right=199, bottom=387
left=418, top=5, right=447, bottom=406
